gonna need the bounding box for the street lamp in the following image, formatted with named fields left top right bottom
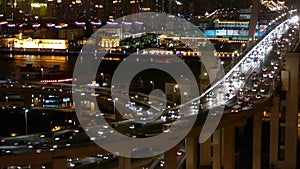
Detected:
left=150, top=81, right=154, bottom=90
left=113, top=98, right=119, bottom=120
left=173, top=84, right=179, bottom=103
left=100, top=73, right=104, bottom=81
left=41, top=68, right=44, bottom=79
left=173, top=84, right=179, bottom=92
left=183, top=92, right=188, bottom=101
left=24, top=109, right=28, bottom=134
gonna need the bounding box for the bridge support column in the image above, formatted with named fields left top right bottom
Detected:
left=30, top=163, right=40, bottom=169
left=253, top=112, right=262, bottom=169
left=53, top=158, right=67, bottom=169
left=164, top=144, right=179, bottom=169
left=186, top=136, right=197, bottom=169
left=223, top=127, right=235, bottom=169
left=45, top=157, right=67, bottom=169
left=119, top=156, right=131, bottom=169
left=284, top=54, right=299, bottom=169
left=213, top=130, right=221, bottom=169
left=270, top=96, right=280, bottom=166
left=200, top=137, right=211, bottom=167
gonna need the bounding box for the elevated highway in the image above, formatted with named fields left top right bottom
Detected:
left=0, top=9, right=299, bottom=169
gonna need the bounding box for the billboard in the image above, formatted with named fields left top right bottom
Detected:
left=204, top=30, right=216, bottom=37
left=216, top=30, right=226, bottom=36
left=232, top=30, right=239, bottom=36
left=227, top=30, right=234, bottom=36
left=240, top=14, right=251, bottom=20
left=238, top=30, right=249, bottom=36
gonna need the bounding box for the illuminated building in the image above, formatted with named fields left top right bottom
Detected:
left=203, top=19, right=266, bottom=41
left=58, top=28, right=85, bottom=41
left=92, top=2, right=105, bottom=21
left=129, top=0, right=139, bottom=15
left=167, top=0, right=184, bottom=15
left=52, top=0, right=102, bottom=21
left=13, top=37, right=68, bottom=49
left=46, top=0, right=56, bottom=19
left=112, top=0, right=139, bottom=19
left=31, top=2, right=47, bottom=17
left=140, top=0, right=165, bottom=12
left=55, top=0, right=78, bottom=21
left=0, top=0, right=51, bottom=20
left=214, top=20, right=250, bottom=29
left=16, top=0, right=31, bottom=16
left=112, top=0, right=122, bottom=19
left=0, top=0, right=5, bottom=13
left=239, top=8, right=252, bottom=20
left=103, top=0, right=113, bottom=20
left=96, top=27, right=122, bottom=50
left=260, top=0, right=287, bottom=11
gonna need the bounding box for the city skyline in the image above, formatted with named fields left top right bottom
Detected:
left=0, top=0, right=299, bottom=169
left=0, top=0, right=254, bottom=22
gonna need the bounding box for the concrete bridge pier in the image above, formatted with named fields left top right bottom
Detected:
left=213, top=129, right=221, bottom=169
left=269, top=53, right=299, bottom=169
left=186, top=136, right=198, bottom=169
left=223, top=127, right=235, bottom=169
left=164, top=144, right=179, bottom=169
left=284, top=54, right=299, bottom=169
left=44, top=157, right=67, bottom=169
left=119, top=156, right=131, bottom=169
left=200, top=138, right=212, bottom=167
left=29, top=163, right=41, bottom=169
left=253, top=112, right=262, bottom=169
left=270, top=96, right=280, bottom=167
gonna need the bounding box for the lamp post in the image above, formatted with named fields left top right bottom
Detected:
left=173, top=84, right=179, bottom=92
left=100, top=73, right=104, bottom=81
left=173, top=84, right=179, bottom=103
left=41, top=68, right=44, bottom=79
left=150, top=81, right=154, bottom=90
left=183, top=92, right=188, bottom=102
left=113, top=98, right=119, bottom=120
left=24, top=109, right=28, bottom=134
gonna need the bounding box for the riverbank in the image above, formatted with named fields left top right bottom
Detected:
left=0, top=47, right=80, bottom=56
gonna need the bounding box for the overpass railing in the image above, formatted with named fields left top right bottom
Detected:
left=199, top=10, right=297, bottom=99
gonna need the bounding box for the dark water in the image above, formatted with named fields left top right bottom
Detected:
left=0, top=54, right=202, bottom=82
left=0, top=54, right=78, bottom=77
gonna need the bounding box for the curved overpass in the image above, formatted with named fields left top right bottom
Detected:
left=0, top=9, right=299, bottom=169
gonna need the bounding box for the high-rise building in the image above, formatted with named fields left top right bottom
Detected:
left=16, top=0, right=31, bottom=15
left=167, top=0, right=184, bottom=15
left=112, top=0, right=122, bottom=19
left=30, top=0, right=48, bottom=17
left=140, top=0, right=165, bottom=12
left=112, top=0, right=139, bottom=19
left=128, top=0, right=139, bottom=15
left=46, top=0, right=56, bottom=19
left=91, top=0, right=105, bottom=21
left=57, top=0, right=87, bottom=21
left=103, top=0, right=113, bottom=20
left=0, top=0, right=5, bottom=13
